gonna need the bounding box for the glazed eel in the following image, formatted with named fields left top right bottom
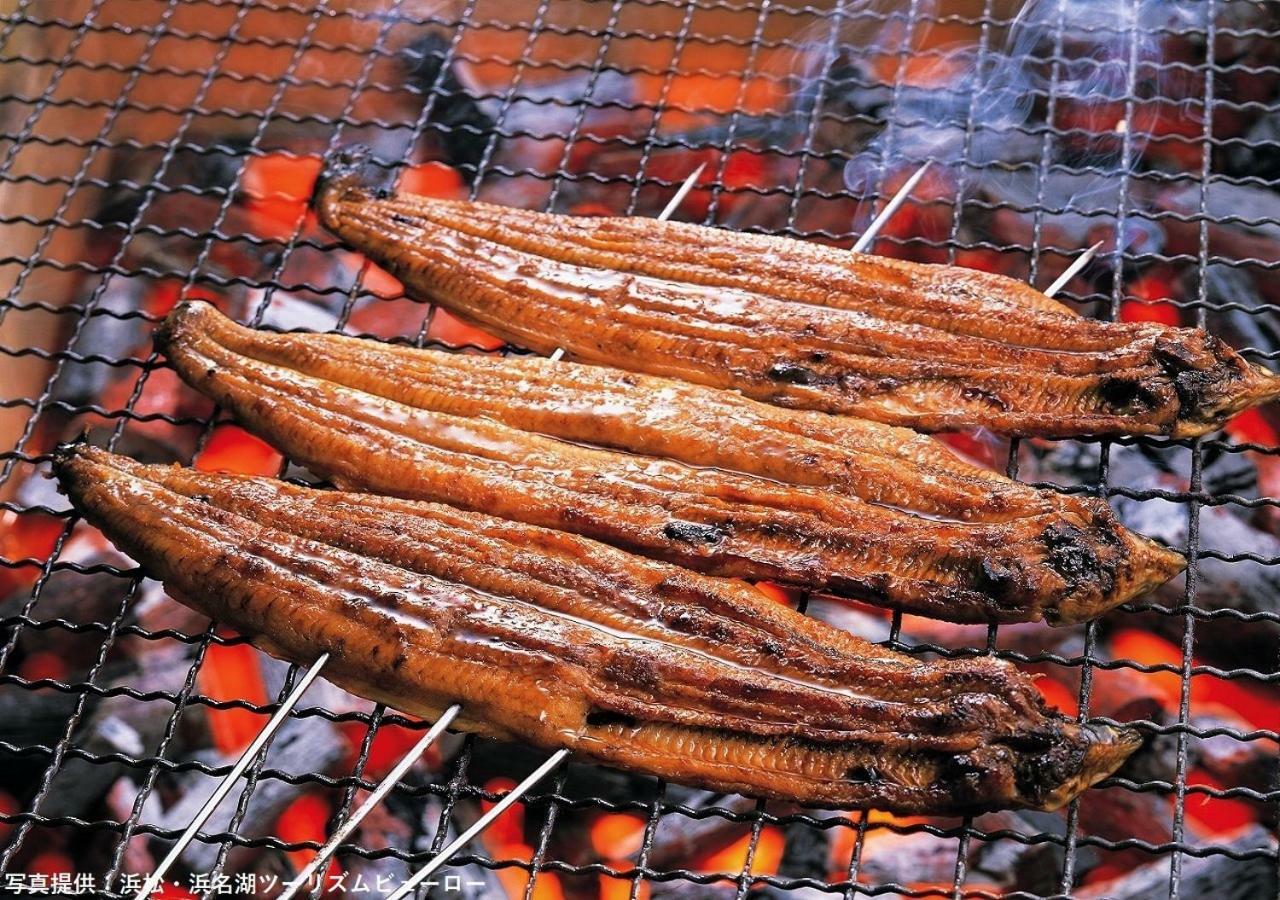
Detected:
left=312, top=150, right=1280, bottom=438
left=156, top=302, right=1184, bottom=625
left=55, top=445, right=1140, bottom=812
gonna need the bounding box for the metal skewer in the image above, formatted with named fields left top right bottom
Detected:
left=133, top=653, right=331, bottom=900
left=1043, top=240, right=1103, bottom=298
left=386, top=749, right=570, bottom=900
left=278, top=704, right=463, bottom=900
left=851, top=160, right=932, bottom=253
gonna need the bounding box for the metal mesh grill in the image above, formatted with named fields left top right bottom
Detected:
left=0, top=1, right=1277, bottom=898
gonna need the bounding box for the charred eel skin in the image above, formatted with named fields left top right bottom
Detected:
left=157, top=302, right=1184, bottom=625
left=54, top=445, right=1141, bottom=812
left=311, top=150, right=1280, bottom=438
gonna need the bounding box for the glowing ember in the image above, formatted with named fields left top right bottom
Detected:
left=0, top=510, right=64, bottom=596
left=276, top=792, right=341, bottom=886
left=426, top=308, right=505, bottom=351
left=589, top=812, right=646, bottom=858
left=1120, top=272, right=1182, bottom=326
left=194, top=424, right=283, bottom=477
left=198, top=633, right=270, bottom=755
left=338, top=719, right=441, bottom=781
left=689, top=825, right=784, bottom=878
left=242, top=153, right=324, bottom=241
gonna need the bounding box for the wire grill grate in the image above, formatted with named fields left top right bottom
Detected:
left=0, top=1, right=1278, bottom=898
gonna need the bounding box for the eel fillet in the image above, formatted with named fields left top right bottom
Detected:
left=54, top=445, right=1141, bottom=812
left=156, top=302, right=1184, bottom=625
left=312, top=150, right=1280, bottom=438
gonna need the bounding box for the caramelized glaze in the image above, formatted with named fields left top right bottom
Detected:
left=55, top=445, right=1141, bottom=812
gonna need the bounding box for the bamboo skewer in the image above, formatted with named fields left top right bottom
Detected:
left=1045, top=240, right=1103, bottom=298
left=852, top=161, right=931, bottom=253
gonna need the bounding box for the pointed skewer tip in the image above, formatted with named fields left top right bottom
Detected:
left=657, top=163, right=707, bottom=223
left=852, top=160, right=933, bottom=254
left=1044, top=242, right=1104, bottom=299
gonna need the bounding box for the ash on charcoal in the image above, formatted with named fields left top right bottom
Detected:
left=1223, top=101, right=1280, bottom=183
left=406, top=793, right=507, bottom=900
left=1077, top=825, right=1277, bottom=899
left=252, top=290, right=342, bottom=334
left=49, top=279, right=150, bottom=406
left=1201, top=262, right=1280, bottom=364
left=14, top=460, right=70, bottom=516
left=37, top=652, right=194, bottom=820
left=142, top=715, right=343, bottom=873
left=1032, top=441, right=1280, bottom=666
left=400, top=32, right=496, bottom=182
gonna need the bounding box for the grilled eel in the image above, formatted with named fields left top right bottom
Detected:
left=54, top=444, right=1142, bottom=812
left=157, top=302, right=1184, bottom=625
left=311, top=151, right=1280, bottom=438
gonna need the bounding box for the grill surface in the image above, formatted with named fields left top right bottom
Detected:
left=0, top=1, right=1278, bottom=898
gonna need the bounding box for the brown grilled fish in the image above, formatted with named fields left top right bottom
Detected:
left=55, top=445, right=1141, bottom=812
left=157, top=302, right=1184, bottom=625
left=312, top=151, right=1280, bottom=438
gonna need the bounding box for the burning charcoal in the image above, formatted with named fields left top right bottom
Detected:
left=468, top=739, right=649, bottom=808
left=38, top=652, right=196, bottom=821
left=1119, top=715, right=1275, bottom=814
left=643, top=793, right=764, bottom=871
left=143, top=715, right=343, bottom=873
left=891, top=617, right=1077, bottom=657
left=0, top=682, right=83, bottom=794
left=775, top=818, right=830, bottom=882
left=978, top=169, right=1162, bottom=275
left=1032, top=441, right=1280, bottom=667
left=854, top=811, right=1055, bottom=893
left=802, top=56, right=892, bottom=154
left=992, top=809, right=1085, bottom=895
left=1077, top=824, right=1277, bottom=899
left=96, top=142, right=248, bottom=232
left=400, top=33, right=496, bottom=182
left=407, top=793, right=507, bottom=900
left=1201, top=262, right=1280, bottom=363
left=855, top=824, right=966, bottom=886
left=1157, top=180, right=1280, bottom=304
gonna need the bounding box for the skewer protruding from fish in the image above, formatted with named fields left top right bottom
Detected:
left=55, top=445, right=1142, bottom=813
left=156, top=302, right=1185, bottom=625
left=312, top=148, right=1280, bottom=439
